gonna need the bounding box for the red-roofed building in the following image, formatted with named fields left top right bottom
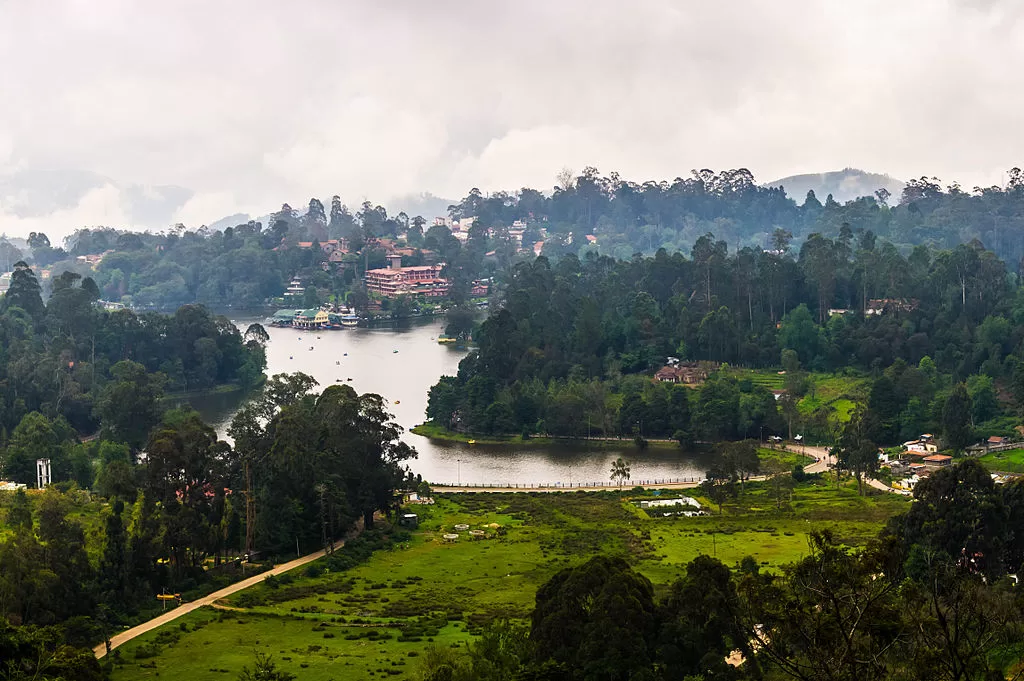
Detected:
left=365, top=256, right=449, bottom=298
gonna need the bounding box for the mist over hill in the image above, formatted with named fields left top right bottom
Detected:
left=765, top=168, right=905, bottom=205
left=0, top=168, right=193, bottom=239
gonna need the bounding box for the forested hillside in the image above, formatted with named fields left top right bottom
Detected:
left=427, top=235, right=1023, bottom=446
left=9, top=167, right=1024, bottom=311
left=0, top=262, right=266, bottom=478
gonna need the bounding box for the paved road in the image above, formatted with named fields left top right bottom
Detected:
left=437, top=480, right=706, bottom=493
left=798, top=445, right=834, bottom=473
left=94, top=544, right=339, bottom=658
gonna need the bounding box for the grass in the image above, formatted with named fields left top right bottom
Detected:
left=729, top=367, right=785, bottom=390
left=757, top=447, right=816, bottom=472
left=0, top=487, right=110, bottom=560
left=797, top=374, right=869, bottom=424
left=978, top=448, right=1024, bottom=473
left=109, top=482, right=909, bottom=681
left=725, top=367, right=867, bottom=425
left=411, top=422, right=548, bottom=445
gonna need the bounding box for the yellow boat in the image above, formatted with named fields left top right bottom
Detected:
left=437, top=336, right=457, bottom=344
left=468, top=439, right=476, bottom=445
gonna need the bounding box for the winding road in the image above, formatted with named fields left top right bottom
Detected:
left=94, top=543, right=343, bottom=658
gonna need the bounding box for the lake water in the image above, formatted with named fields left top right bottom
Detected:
left=186, top=317, right=712, bottom=486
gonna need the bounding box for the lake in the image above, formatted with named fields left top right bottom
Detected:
left=185, top=316, right=712, bottom=486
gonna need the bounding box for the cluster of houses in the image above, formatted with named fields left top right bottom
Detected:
left=884, top=435, right=950, bottom=491
left=884, top=433, right=1024, bottom=492
left=285, top=238, right=489, bottom=301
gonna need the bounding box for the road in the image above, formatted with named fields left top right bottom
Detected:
left=94, top=544, right=339, bottom=658
left=437, top=479, right=705, bottom=493
left=798, top=445, right=834, bottom=473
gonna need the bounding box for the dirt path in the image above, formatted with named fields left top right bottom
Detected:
left=94, top=542, right=343, bottom=658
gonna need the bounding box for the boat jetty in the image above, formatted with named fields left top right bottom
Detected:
left=265, top=308, right=362, bottom=330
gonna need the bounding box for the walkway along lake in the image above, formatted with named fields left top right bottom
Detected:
left=187, top=317, right=715, bottom=486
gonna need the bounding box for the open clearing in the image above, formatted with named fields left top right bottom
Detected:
left=108, top=478, right=909, bottom=681
left=978, top=448, right=1024, bottom=473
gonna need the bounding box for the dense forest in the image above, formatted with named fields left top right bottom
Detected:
left=0, top=259, right=416, bottom=675
left=418, top=461, right=1024, bottom=681
left=0, top=374, right=414, bottom=678
left=0, top=262, right=266, bottom=449
left=9, top=167, right=1024, bottom=311
left=427, top=236, right=1024, bottom=448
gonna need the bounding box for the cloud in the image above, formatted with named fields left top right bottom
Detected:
left=0, top=184, right=130, bottom=244
left=2, top=0, right=1024, bottom=236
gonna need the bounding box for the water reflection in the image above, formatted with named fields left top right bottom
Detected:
left=194, top=316, right=713, bottom=486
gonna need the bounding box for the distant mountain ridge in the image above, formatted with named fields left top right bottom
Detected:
left=765, top=168, right=905, bottom=205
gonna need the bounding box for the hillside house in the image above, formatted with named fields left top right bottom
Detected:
left=654, top=362, right=714, bottom=385
left=923, top=454, right=953, bottom=467
left=903, top=438, right=938, bottom=454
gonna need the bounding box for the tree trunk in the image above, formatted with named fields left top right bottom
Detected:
left=363, top=508, right=374, bottom=530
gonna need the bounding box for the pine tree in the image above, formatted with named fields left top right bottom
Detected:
left=942, top=383, right=974, bottom=453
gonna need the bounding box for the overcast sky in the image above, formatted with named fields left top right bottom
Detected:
left=2, top=0, right=1024, bottom=239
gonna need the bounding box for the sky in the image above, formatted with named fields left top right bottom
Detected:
left=2, top=0, right=1024, bottom=240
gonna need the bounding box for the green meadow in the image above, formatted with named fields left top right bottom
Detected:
left=109, top=479, right=910, bottom=681
left=978, top=448, right=1024, bottom=473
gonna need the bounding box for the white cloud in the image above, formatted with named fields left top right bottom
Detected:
left=0, top=184, right=130, bottom=244
left=2, top=0, right=1024, bottom=236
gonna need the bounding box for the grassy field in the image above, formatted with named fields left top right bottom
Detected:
left=796, top=374, right=869, bottom=424
left=725, top=367, right=868, bottom=426
left=978, top=448, right=1024, bottom=473
left=108, top=480, right=909, bottom=681
left=757, top=447, right=815, bottom=472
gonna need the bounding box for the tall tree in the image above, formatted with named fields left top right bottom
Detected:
left=941, top=383, right=973, bottom=453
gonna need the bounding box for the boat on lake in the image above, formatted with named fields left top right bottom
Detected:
left=437, top=336, right=457, bottom=344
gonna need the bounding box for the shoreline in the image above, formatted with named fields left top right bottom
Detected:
left=162, top=376, right=265, bottom=402
left=410, top=423, right=685, bottom=449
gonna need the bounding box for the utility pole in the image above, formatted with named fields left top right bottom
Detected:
left=315, top=483, right=329, bottom=553
left=244, top=459, right=255, bottom=559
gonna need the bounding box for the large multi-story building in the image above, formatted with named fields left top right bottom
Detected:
left=364, top=255, right=450, bottom=298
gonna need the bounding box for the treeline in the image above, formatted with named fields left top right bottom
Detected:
left=427, top=238, right=1024, bottom=444
left=26, top=198, right=505, bottom=310
left=445, top=166, right=1024, bottom=267
left=17, top=166, right=1024, bottom=312
left=0, top=374, right=414, bottom=677
left=0, top=262, right=266, bottom=458
left=419, top=460, right=1024, bottom=681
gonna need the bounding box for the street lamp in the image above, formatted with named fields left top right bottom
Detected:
left=457, top=458, right=461, bottom=487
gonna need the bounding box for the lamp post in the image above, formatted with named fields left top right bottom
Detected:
left=457, top=458, right=461, bottom=487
